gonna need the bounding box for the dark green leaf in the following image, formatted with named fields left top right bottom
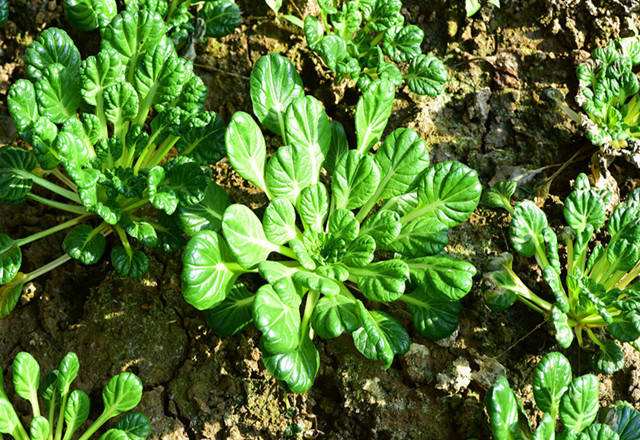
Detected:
left=204, top=284, right=254, bottom=337
left=63, top=225, right=106, bottom=265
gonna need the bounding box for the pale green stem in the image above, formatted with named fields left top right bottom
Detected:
left=50, top=169, right=76, bottom=191
left=23, top=255, right=72, bottom=284
left=17, top=171, right=81, bottom=203
left=76, top=411, right=111, bottom=440
left=27, top=194, right=88, bottom=215
left=300, top=289, right=320, bottom=339
left=14, top=215, right=90, bottom=249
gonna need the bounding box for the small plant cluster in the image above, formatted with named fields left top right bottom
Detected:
left=63, top=0, right=241, bottom=52
left=0, top=2, right=227, bottom=317
left=577, top=36, right=640, bottom=153
left=303, top=0, right=448, bottom=96
left=181, top=53, right=481, bottom=392
left=0, top=352, right=148, bottom=440
left=484, top=175, right=640, bottom=373
left=487, top=351, right=640, bottom=440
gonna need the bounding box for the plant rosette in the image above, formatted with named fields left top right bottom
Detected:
left=487, top=351, right=640, bottom=440
left=0, top=352, right=149, bottom=440
left=302, top=0, right=448, bottom=97
left=1, top=2, right=228, bottom=317
left=182, top=53, right=482, bottom=392
left=484, top=175, right=640, bottom=373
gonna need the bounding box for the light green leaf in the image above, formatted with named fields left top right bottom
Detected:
left=263, top=337, right=319, bottom=393
left=226, top=112, right=268, bottom=193
left=0, top=275, right=25, bottom=318
left=250, top=54, right=304, bottom=136
left=179, top=182, right=230, bottom=236
left=265, top=0, right=282, bottom=13
left=8, top=79, right=39, bottom=135
left=253, top=278, right=301, bottom=353
left=36, top=63, right=81, bottom=123
left=560, top=375, right=599, bottom=433
left=487, top=376, right=522, bottom=440
left=355, top=79, right=394, bottom=154
left=564, top=189, right=605, bottom=233
left=104, top=82, right=139, bottom=125
left=25, top=28, right=81, bottom=81
left=223, top=204, right=277, bottom=269
left=352, top=260, right=409, bottom=302
left=407, top=255, right=476, bottom=301
left=29, top=416, right=50, bottom=440
left=263, top=199, right=297, bottom=245
left=297, top=183, right=329, bottom=232
left=510, top=200, right=549, bottom=257
left=532, top=414, right=555, bottom=440
left=577, top=424, right=620, bottom=440
left=182, top=231, right=241, bottom=310
left=64, top=390, right=90, bottom=436
left=13, top=352, right=40, bottom=402
left=64, top=0, right=117, bottom=31
left=332, top=151, right=381, bottom=210
left=57, top=352, right=79, bottom=395
left=102, top=372, right=143, bottom=416
left=265, top=145, right=313, bottom=202
left=533, top=352, right=572, bottom=417
left=0, top=234, right=21, bottom=285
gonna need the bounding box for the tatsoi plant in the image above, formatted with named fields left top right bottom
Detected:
left=1, top=5, right=226, bottom=316
left=182, top=53, right=481, bottom=392
left=487, top=351, right=640, bottom=440
left=303, top=0, right=448, bottom=96
left=63, top=0, right=241, bottom=52
left=484, top=175, right=640, bottom=373
left=576, top=36, right=640, bottom=152
left=0, top=352, right=149, bottom=440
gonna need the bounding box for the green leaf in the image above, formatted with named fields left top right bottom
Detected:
left=342, top=235, right=376, bottom=267
left=253, top=278, right=301, bottom=353
left=81, top=49, right=125, bottom=107
left=352, top=302, right=407, bottom=368
left=311, top=294, right=359, bottom=339
left=374, top=128, right=430, bottom=200
left=64, top=0, right=117, bottom=31
left=182, top=231, right=241, bottom=310
left=101, top=9, right=166, bottom=65
left=560, top=374, right=599, bottom=433
left=25, top=28, right=81, bottom=81
left=315, top=35, right=347, bottom=71
left=0, top=234, right=21, bottom=285
left=577, top=424, right=620, bottom=440
left=265, top=145, right=313, bottom=202
left=29, top=416, right=50, bottom=440
left=564, top=189, right=606, bottom=233
left=552, top=306, right=574, bottom=349
left=532, top=414, right=555, bottom=440
left=0, top=397, right=22, bottom=436
left=63, top=225, right=107, bottom=265
left=487, top=376, right=522, bottom=440
left=0, top=0, right=7, bottom=25
left=603, top=403, right=640, bottom=440
left=179, top=182, right=229, bottom=236
left=383, top=25, right=424, bottom=63
left=332, top=151, right=381, bottom=210
left=297, top=184, right=329, bottom=232
left=204, top=284, right=254, bottom=337
left=483, top=254, right=522, bottom=311
left=265, top=0, right=282, bottom=13
left=110, top=247, right=149, bottom=279
left=36, top=63, right=81, bottom=124
left=258, top=261, right=298, bottom=284
left=360, top=210, right=401, bottom=246
left=31, top=116, right=60, bottom=170
left=409, top=285, right=462, bottom=341
left=225, top=111, right=268, bottom=192
left=353, top=260, right=409, bottom=302
left=8, top=79, right=39, bottom=136
left=0, top=148, right=38, bottom=204
left=355, top=79, right=394, bottom=154
left=408, top=255, right=476, bottom=301
left=64, top=390, right=90, bottom=436
left=0, top=276, right=25, bottom=318
left=483, top=181, right=516, bottom=211
left=303, top=16, right=324, bottom=48
left=203, top=0, right=241, bottom=38
left=406, top=54, right=448, bottom=96
left=263, top=337, right=319, bottom=393
left=104, top=82, right=139, bottom=125
left=263, top=199, right=297, bottom=245
left=595, top=340, right=625, bottom=374
left=57, top=352, right=80, bottom=395
left=250, top=54, right=304, bottom=136
left=114, top=413, right=152, bottom=440
left=223, top=204, right=277, bottom=269
left=533, top=351, right=572, bottom=417
left=285, top=95, right=331, bottom=183
left=102, top=372, right=143, bottom=416
left=99, top=429, right=130, bottom=440
left=466, top=0, right=482, bottom=17
left=608, top=311, right=640, bottom=342
left=510, top=200, right=549, bottom=257
left=13, top=352, right=40, bottom=401
left=147, top=164, right=207, bottom=215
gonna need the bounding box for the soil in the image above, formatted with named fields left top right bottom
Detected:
left=1, top=0, right=640, bottom=439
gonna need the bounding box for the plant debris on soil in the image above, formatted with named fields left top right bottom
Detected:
left=1, top=0, right=640, bottom=439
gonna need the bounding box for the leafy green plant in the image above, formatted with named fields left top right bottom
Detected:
left=576, top=36, right=640, bottom=152
left=0, top=0, right=8, bottom=25
left=302, top=0, right=447, bottom=96
left=465, top=0, right=500, bottom=18
left=63, top=0, right=241, bottom=51
left=487, top=351, right=640, bottom=440
left=0, top=352, right=149, bottom=440
left=484, top=174, right=640, bottom=373
left=182, top=53, right=481, bottom=392
left=1, top=3, right=226, bottom=317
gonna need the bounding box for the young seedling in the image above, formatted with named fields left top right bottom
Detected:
left=63, top=0, right=241, bottom=53
left=303, top=0, right=447, bottom=96
left=0, top=352, right=149, bottom=440
left=484, top=174, right=640, bottom=373
left=487, top=351, right=640, bottom=439
left=576, top=36, right=640, bottom=163
left=0, top=3, right=227, bottom=317
left=182, top=53, right=481, bottom=392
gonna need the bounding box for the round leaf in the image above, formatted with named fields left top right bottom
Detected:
left=110, top=247, right=149, bottom=279
left=263, top=337, right=319, bottom=393
left=63, top=225, right=107, bottom=265
left=102, top=372, right=143, bottom=416
left=560, top=374, right=600, bottom=433
left=204, top=284, right=254, bottom=337
left=222, top=204, right=276, bottom=269
left=533, top=351, right=572, bottom=416
left=114, top=413, right=152, bottom=440
left=511, top=200, right=549, bottom=257
left=405, top=287, right=462, bottom=341
left=0, top=234, right=21, bottom=285
left=12, top=352, right=40, bottom=401
left=253, top=279, right=301, bottom=353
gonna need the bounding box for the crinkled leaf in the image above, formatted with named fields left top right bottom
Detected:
left=64, top=0, right=117, bottom=31
left=564, top=189, right=606, bottom=233
left=8, top=79, right=39, bottom=136
left=603, top=403, right=640, bottom=440
left=408, top=255, right=476, bottom=301
left=560, top=374, right=599, bottom=433
left=110, top=247, right=149, bottom=279
left=0, top=148, right=38, bottom=203
left=25, top=28, right=81, bottom=81
left=0, top=234, right=21, bottom=285
left=114, top=413, right=152, bottom=440
left=104, top=82, right=139, bottom=125
left=383, top=25, right=424, bottom=63
left=511, top=200, right=549, bottom=257
left=203, top=0, right=241, bottom=38
left=36, top=63, right=81, bottom=124
left=552, top=306, right=574, bottom=348
left=595, top=340, right=625, bottom=374
left=360, top=209, right=401, bottom=246
left=63, top=225, right=107, bottom=265
left=332, top=151, right=381, bottom=210
left=406, top=54, right=448, bottom=97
